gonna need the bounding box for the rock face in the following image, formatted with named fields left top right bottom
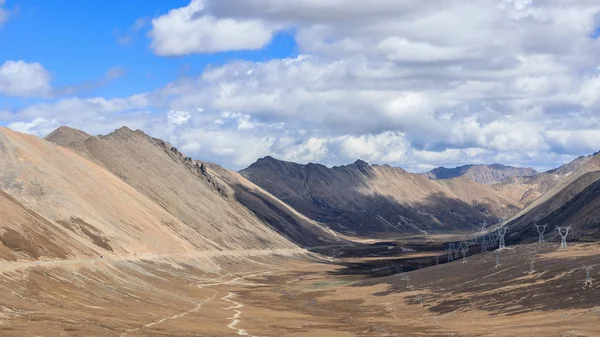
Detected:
left=423, top=164, right=537, bottom=185
left=240, top=157, right=520, bottom=237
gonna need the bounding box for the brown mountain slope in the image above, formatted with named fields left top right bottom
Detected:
left=435, top=176, right=521, bottom=217
left=492, top=172, right=562, bottom=206
left=1, top=127, right=214, bottom=256
left=206, top=163, right=345, bottom=246
left=46, top=126, right=341, bottom=248
left=0, top=190, right=72, bottom=260
left=0, top=126, right=310, bottom=260
left=506, top=170, right=600, bottom=243
left=45, top=125, right=93, bottom=158
left=492, top=153, right=597, bottom=209
left=505, top=153, right=600, bottom=225
left=423, top=164, right=536, bottom=184
left=240, top=157, right=521, bottom=237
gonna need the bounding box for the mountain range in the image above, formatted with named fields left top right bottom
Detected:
left=1, top=125, right=599, bottom=263
left=240, top=157, right=519, bottom=237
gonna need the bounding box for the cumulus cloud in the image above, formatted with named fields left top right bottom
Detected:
left=0, top=60, right=52, bottom=97
left=149, top=0, right=276, bottom=55
left=0, top=61, right=126, bottom=98
left=8, top=1, right=600, bottom=171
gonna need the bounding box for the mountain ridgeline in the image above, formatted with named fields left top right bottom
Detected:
left=240, top=157, right=521, bottom=237
left=423, top=164, right=537, bottom=184
left=0, top=126, right=344, bottom=262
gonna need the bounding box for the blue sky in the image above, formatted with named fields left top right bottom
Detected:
left=0, top=0, right=296, bottom=104
left=1, top=0, right=600, bottom=171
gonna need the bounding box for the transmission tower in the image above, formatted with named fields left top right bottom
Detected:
left=497, top=227, right=507, bottom=249
left=534, top=223, right=547, bottom=244
left=583, top=265, right=593, bottom=289
left=556, top=225, right=572, bottom=249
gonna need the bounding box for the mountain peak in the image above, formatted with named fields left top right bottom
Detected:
left=104, top=126, right=149, bottom=140
left=353, top=159, right=369, bottom=167
left=45, top=126, right=92, bottom=147
left=260, top=155, right=278, bottom=162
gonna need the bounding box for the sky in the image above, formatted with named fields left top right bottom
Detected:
left=1, top=0, right=600, bottom=172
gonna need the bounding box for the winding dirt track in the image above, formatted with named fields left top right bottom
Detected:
left=117, top=260, right=311, bottom=337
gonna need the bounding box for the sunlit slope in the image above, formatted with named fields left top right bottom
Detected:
left=0, top=127, right=301, bottom=260
left=47, top=126, right=339, bottom=249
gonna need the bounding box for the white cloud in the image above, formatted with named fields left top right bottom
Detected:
left=167, top=110, right=192, bottom=126
left=149, top=0, right=276, bottom=55
left=0, top=61, right=126, bottom=98
left=0, top=60, right=52, bottom=97
left=8, top=117, right=60, bottom=136
left=7, top=1, right=600, bottom=172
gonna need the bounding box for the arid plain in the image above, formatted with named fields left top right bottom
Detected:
left=0, top=242, right=598, bottom=336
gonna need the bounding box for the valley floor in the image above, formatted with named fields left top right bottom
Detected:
left=0, top=244, right=599, bottom=336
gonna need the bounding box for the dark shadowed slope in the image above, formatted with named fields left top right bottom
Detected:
left=506, top=170, right=600, bottom=244
left=206, top=163, right=345, bottom=247
left=240, top=157, right=520, bottom=237
left=46, top=126, right=340, bottom=248
left=423, top=164, right=536, bottom=184
left=504, top=152, right=600, bottom=225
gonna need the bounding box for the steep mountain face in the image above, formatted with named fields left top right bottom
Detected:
left=506, top=171, right=600, bottom=244
left=423, top=164, right=537, bottom=184
left=75, top=127, right=340, bottom=248
left=504, top=152, right=600, bottom=225
left=0, top=126, right=339, bottom=261
left=240, top=157, right=520, bottom=237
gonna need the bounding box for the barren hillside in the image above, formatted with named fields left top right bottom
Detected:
left=0, top=126, right=341, bottom=262
left=46, top=126, right=341, bottom=249
left=504, top=153, right=600, bottom=225
left=506, top=170, right=600, bottom=243
left=240, top=157, right=521, bottom=237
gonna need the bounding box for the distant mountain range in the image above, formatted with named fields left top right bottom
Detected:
left=422, top=164, right=537, bottom=184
